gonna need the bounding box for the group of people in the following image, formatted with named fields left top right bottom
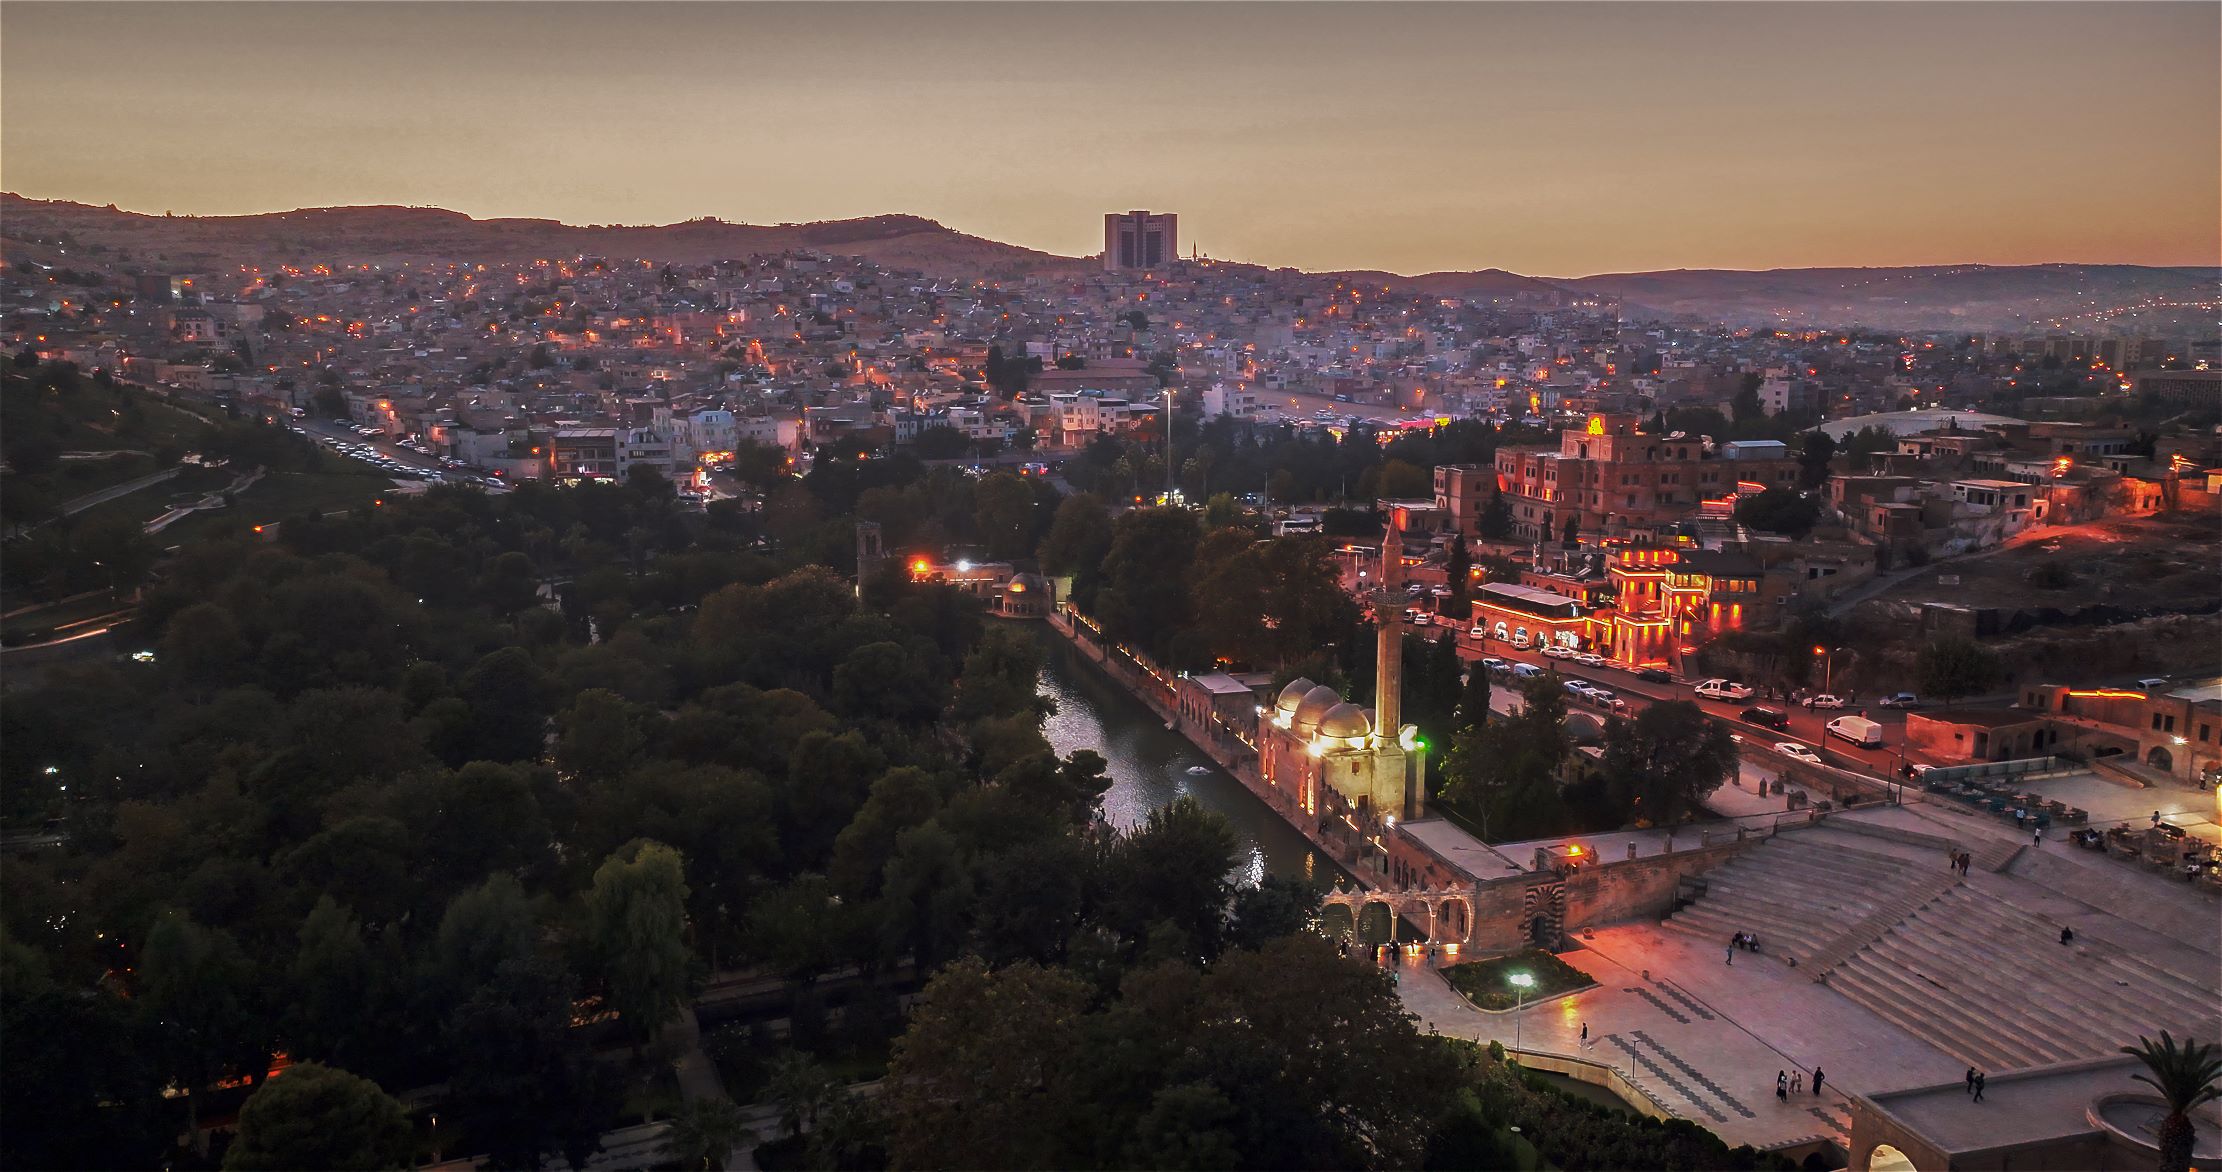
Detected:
left=1725, top=931, right=1762, bottom=963
left=1965, top=1067, right=1988, bottom=1102
left=1776, top=1067, right=1825, bottom=1100
left=1947, top=849, right=1973, bottom=876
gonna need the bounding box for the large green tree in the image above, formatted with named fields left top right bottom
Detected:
left=1597, top=700, right=1740, bottom=826
left=222, top=1062, right=412, bottom=1171
left=582, top=840, right=694, bottom=1044
left=1916, top=636, right=2002, bottom=706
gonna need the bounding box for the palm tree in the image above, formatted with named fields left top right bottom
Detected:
left=2121, top=1031, right=2222, bottom=1172
left=664, top=1097, right=756, bottom=1171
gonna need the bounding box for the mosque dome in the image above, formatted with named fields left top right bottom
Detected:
left=1275, top=677, right=1318, bottom=715
left=1292, top=684, right=1344, bottom=733
left=1319, top=702, right=1373, bottom=740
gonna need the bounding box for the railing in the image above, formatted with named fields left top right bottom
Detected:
left=1915, top=756, right=2059, bottom=784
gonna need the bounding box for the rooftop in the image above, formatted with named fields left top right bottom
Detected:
left=1865, top=1056, right=2222, bottom=1159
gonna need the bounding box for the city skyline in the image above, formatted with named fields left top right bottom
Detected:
left=4, top=2, right=2217, bottom=276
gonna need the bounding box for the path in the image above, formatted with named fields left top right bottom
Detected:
left=662, top=1006, right=753, bottom=1171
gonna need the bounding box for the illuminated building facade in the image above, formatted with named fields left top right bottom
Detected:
left=1493, top=413, right=1798, bottom=543
left=1605, top=546, right=1768, bottom=668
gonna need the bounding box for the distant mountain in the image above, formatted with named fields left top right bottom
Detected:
left=1549, top=264, right=2220, bottom=333
left=5, top=195, right=2207, bottom=331
left=0, top=195, right=1093, bottom=280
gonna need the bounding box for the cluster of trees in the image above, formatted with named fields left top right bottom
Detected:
left=1439, top=671, right=1737, bottom=840
left=1055, top=502, right=1361, bottom=673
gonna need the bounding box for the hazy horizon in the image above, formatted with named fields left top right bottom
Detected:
left=4, top=2, right=2216, bottom=274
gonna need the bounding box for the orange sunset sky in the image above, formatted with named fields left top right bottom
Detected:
left=3, top=2, right=2216, bottom=275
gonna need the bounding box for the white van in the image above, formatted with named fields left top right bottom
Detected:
left=1827, top=715, right=1885, bottom=749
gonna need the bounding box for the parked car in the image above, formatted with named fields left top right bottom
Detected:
left=1574, top=652, right=1607, bottom=668
left=1808, top=693, right=1847, bottom=710
left=1587, top=688, right=1626, bottom=711
left=1509, top=634, right=1532, bottom=650
left=1739, top=706, right=1791, bottom=730
left=1635, top=667, right=1673, bottom=684
left=1880, top=692, right=1921, bottom=709
left=1479, top=656, right=1508, bottom=674
left=1542, top=645, right=1576, bottom=660
left=1468, top=626, right=1489, bottom=640
left=1827, top=715, right=1886, bottom=748
left=1696, top=679, right=1756, bottom=701
left=1564, top=680, right=1596, bottom=697
left=1776, top=742, right=1823, bottom=766
left=1509, top=663, right=1543, bottom=680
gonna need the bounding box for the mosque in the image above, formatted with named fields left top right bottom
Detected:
left=1256, top=529, right=1428, bottom=850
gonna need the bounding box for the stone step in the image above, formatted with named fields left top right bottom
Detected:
left=1824, top=962, right=2036, bottom=1071
left=1804, top=873, right=1961, bottom=977
left=1860, top=918, right=2096, bottom=1063
left=1936, top=892, right=2221, bottom=1033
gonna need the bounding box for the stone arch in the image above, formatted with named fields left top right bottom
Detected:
left=2146, top=745, right=2174, bottom=772
left=1865, top=1143, right=1916, bottom=1172
left=1356, top=901, right=1397, bottom=946
left=1318, top=903, right=1355, bottom=941
left=1434, top=896, right=1474, bottom=944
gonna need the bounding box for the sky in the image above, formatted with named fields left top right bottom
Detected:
left=3, top=2, right=2216, bottom=276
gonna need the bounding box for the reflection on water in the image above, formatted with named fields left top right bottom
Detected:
left=1026, top=624, right=1332, bottom=889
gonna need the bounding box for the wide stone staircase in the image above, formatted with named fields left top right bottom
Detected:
left=1664, top=835, right=1953, bottom=968
left=1825, top=885, right=2221, bottom=1071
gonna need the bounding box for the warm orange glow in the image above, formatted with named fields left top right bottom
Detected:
left=2067, top=688, right=2147, bottom=700
left=1586, top=415, right=1606, bottom=435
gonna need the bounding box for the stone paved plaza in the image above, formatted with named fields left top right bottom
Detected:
left=1398, top=795, right=2222, bottom=1157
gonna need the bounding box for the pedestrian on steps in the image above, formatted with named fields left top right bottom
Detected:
left=1965, top=1067, right=1978, bottom=1095
left=1791, top=1071, right=1803, bottom=1094
left=1812, top=1068, right=1826, bottom=1096
left=2060, top=926, right=2074, bottom=945
left=1777, top=1071, right=1788, bottom=1101
left=1973, top=1071, right=1985, bottom=1102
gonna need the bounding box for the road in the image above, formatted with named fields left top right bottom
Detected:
left=1416, top=622, right=1943, bottom=780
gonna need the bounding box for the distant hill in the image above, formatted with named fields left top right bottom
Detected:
left=5, top=195, right=2208, bottom=331
left=0, top=195, right=1093, bottom=280
left=1551, top=264, right=2221, bottom=333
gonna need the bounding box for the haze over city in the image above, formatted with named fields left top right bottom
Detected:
left=4, top=1, right=2216, bottom=274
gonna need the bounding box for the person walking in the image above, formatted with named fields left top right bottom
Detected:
left=1777, top=1071, right=1789, bottom=1101
left=2033, top=824, right=2043, bottom=847
left=1580, top=1022, right=1590, bottom=1046
left=1790, top=1071, right=1803, bottom=1094
left=1726, top=943, right=1736, bottom=966
left=1966, top=1067, right=1978, bottom=1095
left=2060, top=926, right=2074, bottom=945
left=1812, top=1068, right=1826, bottom=1096
left=1973, top=1071, right=1985, bottom=1103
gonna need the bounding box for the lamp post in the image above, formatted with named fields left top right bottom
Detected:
left=1508, top=971, right=1534, bottom=1058
left=1813, top=645, right=1840, bottom=695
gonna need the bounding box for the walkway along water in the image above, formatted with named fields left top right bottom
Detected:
left=1023, top=616, right=1343, bottom=889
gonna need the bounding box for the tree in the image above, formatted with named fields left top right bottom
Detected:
left=973, top=471, right=1039, bottom=560
left=583, top=840, right=694, bottom=1044
left=1037, top=492, right=1114, bottom=598
left=884, top=959, right=1093, bottom=1169
left=443, top=954, right=613, bottom=1171
left=1438, top=663, right=1493, bottom=801
left=138, top=910, right=260, bottom=1155
left=664, top=1096, right=756, bottom=1171
left=1734, top=487, right=1820, bottom=537
left=1101, top=796, right=1237, bottom=958
left=1597, top=700, right=1739, bottom=826
left=222, top=1062, right=412, bottom=1171
left=1444, top=671, right=1570, bottom=840
left=1445, top=534, right=1473, bottom=615
left=1095, top=507, right=1203, bottom=657
left=2120, top=1032, right=2221, bottom=1172
left=286, top=897, right=375, bottom=1071
left=1477, top=489, right=1513, bottom=541
left=1916, top=637, right=2001, bottom=707
left=1227, top=875, right=1323, bottom=951
left=912, top=425, right=969, bottom=460
left=1731, top=373, right=1764, bottom=422
left=1797, top=430, right=1837, bottom=489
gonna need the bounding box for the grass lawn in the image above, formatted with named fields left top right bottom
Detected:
left=68, top=465, right=236, bottom=529
left=1443, top=948, right=1596, bottom=1011
left=154, top=470, right=396, bottom=544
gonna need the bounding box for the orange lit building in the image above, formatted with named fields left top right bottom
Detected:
left=1493, top=413, right=1798, bottom=544
left=1605, top=547, right=1772, bottom=668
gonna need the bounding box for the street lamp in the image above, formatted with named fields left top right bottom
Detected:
left=1508, top=971, right=1535, bottom=1058
left=1813, top=645, right=1841, bottom=695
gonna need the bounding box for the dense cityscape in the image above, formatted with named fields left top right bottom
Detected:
left=3, top=3, right=2219, bottom=1172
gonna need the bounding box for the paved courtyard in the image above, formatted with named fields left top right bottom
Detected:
left=1394, top=918, right=1966, bottom=1153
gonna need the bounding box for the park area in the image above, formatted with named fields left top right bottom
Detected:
left=1444, top=948, right=1596, bottom=1011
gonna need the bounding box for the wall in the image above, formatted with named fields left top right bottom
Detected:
left=1563, top=835, right=1749, bottom=928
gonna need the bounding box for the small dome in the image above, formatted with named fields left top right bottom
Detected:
left=1319, top=702, right=1372, bottom=740
left=1275, top=677, right=1318, bottom=714
left=1292, top=684, right=1344, bottom=733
